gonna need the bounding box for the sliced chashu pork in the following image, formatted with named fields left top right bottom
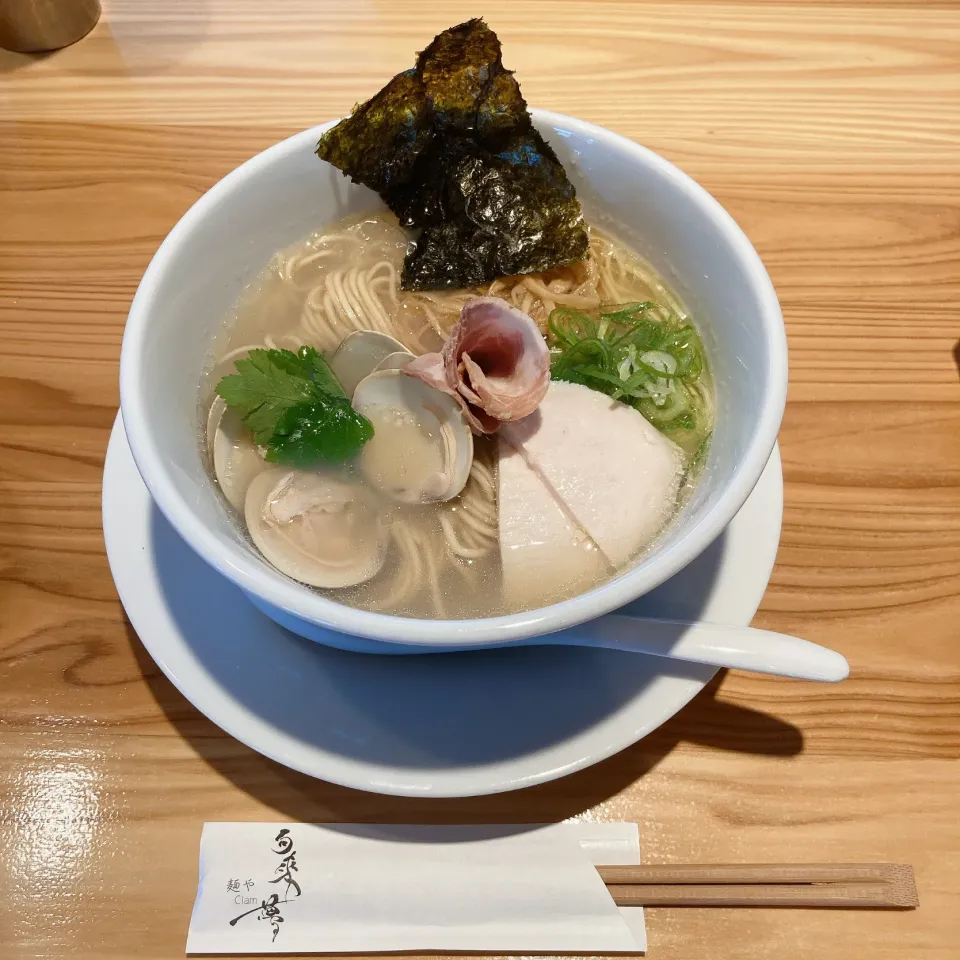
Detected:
left=498, top=381, right=684, bottom=606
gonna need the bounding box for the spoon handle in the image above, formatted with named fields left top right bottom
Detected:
left=555, top=615, right=849, bottom=682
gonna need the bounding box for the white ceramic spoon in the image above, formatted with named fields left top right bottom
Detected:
left=541, top=615, right=849, bottom=682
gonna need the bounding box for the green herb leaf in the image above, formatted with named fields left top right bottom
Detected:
left=216, top=349, right=322, bottom=445
left=264, top=398, right=374, bottom=467
left=293, top=345, right=347, bottom=399
left=214, top=346, right=372, bottom=465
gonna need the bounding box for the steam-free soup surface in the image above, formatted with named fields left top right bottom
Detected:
left=202, top=213, right=713, bottom=618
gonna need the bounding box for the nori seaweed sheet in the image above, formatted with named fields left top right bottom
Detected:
left=316, top=19, right=588, bottom=290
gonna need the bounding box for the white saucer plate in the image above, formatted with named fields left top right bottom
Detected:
left=103, top=414, right=783, bottom=798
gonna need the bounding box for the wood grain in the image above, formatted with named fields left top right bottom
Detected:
left=599, top=863, right=919, bottom=908
left=1, top=2, right=959, bottom=959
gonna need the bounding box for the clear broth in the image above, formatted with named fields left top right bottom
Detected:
left=201, top=213, right=712, bottom=618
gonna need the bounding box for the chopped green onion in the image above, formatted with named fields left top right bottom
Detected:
left=548, top=308, right=596, bottom=347
left=600, top=301, right=659, bottom=322
left=639, top=383, right=692, bottom=423
left=546, top=301, right=712, bottom=459
left=553, top=336, right=610, bottom=371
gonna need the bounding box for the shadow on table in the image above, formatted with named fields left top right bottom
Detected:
left=0, top=49, right=46, bottom=71
left=130, top=623, right=801, bottom=822
left=125, top=496, right=803, bottom=821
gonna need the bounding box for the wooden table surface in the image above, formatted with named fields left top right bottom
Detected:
left=2, top=1, right=959, bottom=957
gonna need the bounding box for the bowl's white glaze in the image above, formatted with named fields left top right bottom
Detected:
left=103, top=415, right=784, bottom=796
left=119, top=110, right=787, bottom=649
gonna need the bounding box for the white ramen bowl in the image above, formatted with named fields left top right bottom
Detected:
left=120, top=110, right=787, bottom=652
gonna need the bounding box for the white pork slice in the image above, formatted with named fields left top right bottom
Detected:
left=497, top=438, right=607, bottom=610
left=500, top=381, right=684, bottom=569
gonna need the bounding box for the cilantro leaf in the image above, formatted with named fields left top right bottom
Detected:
left=265, top=398, right=374, bottom=466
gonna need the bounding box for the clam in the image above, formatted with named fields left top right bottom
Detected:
left=244, top=469, right=386, bottom=588
left=351, top=369, right=473, bottom=504
left=206, top=396, right=265, bottom=511
left=373, top=351, right=414, bottom=373
left=329, top=330, right=413, bottom=398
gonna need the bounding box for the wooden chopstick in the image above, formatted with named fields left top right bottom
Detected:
left=597, top=863, right=918, bottom=908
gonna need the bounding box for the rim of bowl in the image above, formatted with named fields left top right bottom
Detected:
left=120, top=109, right=787, bottom=648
